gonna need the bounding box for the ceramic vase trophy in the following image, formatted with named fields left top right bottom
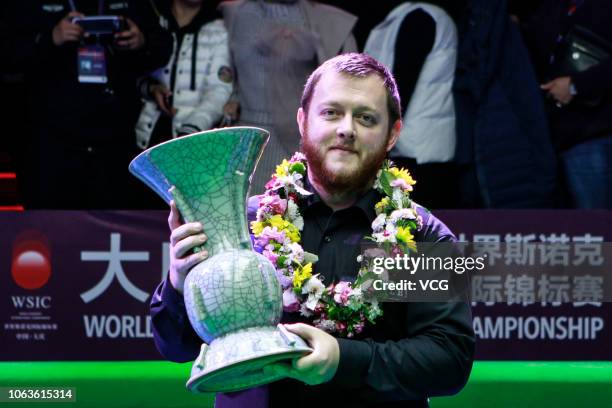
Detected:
left=129, top=127, right=311, bottom=393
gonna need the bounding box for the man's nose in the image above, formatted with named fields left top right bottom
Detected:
left=336, top=115, right=356, bottom=140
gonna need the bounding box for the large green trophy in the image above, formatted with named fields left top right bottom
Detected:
left=129, top=127, right=311, bottom=393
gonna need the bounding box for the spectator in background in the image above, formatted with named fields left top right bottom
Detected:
left=364, top=1, right=463, bottom=209
left=135, top=0, right=232, bottom=150
left=522, top=0, right=612, bottom=209
left=453, top=0, right=557, bottom=208
left=219, top=0, right=358, bottom=194
left=7, top=0, right=172, bottom=209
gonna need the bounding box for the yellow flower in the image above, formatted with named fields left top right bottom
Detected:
left=284, top=223, right=301, bottom=242
left=375, top=197, right=390, bottom=213
left=275, top=160, right=291, bottom=177
left=293, top=263, right=313, bottom=289
left=265, top=215, right=301, bottom=242
left=389, top=167, right=416, bottom=186
left=251, top=221, right=264, bottom=236
left=396, top=226, right=417, bottom=251
left=268, top=214, right=286, bottom=230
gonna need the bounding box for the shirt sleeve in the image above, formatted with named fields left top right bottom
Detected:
left=150, top=278, right=202, bottom=362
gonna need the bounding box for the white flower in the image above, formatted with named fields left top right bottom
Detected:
left=416, top=215, right=424, bottom=231
left=371, top=213, right=386, bottom=232
left=351, top=286, right=363, bottom=300
left=384, top=222, right=398, bottom=236
left=286, top=199, right=299, bottom=220
left=390, top=208, right=416, bottom=222
left=302, top=275, right=325, bottom=310
left=299, top=303, right=313, bottom=317
left=372, top=232, right=396, bottom=243
left=392, top=188, right=404, bottom=208
left=288, top=242, right=304, bottom=264
left=293, top=215, right=304, bottom=230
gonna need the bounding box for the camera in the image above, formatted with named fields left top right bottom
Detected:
left=71, top=15, right=127, bottom=35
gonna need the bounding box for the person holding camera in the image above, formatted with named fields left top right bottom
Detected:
left=134, top=0, right=233, bottom=149
left=522, top=0, right=612, bottom=208
left=7, top=0, right=172, bottom=209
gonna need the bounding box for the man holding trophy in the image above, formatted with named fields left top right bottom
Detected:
left=148, top=53, right=474, bottom=408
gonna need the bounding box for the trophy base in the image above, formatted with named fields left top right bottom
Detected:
left=187, top=325, right=312, bottom=393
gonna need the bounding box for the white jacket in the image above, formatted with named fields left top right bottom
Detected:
left=135, top=19, right=233, bottom=149
left=365, top=3, right=457, bottom=164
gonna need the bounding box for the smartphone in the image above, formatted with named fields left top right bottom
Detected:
left=71, top=15, right=125, bottom=35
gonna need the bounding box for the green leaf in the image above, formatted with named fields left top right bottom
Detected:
left=303, top=251, right=319, bottom=264
left=379, top=170, right=394, bottom=197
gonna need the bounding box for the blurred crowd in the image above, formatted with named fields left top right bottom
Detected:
left=0, top=0, right=610, bottom=210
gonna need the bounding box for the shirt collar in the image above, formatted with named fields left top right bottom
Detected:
left=301, top=177, right=382, bottom=224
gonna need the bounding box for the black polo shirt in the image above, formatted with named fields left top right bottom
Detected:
left=300, top=187, right=380, bottom=284
left=152, top=187, right=475, bottom=408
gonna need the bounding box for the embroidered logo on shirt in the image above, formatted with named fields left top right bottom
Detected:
left=218, top=66, right=234, bottom=83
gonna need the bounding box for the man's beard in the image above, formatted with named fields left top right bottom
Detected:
left=301, top=126, right=389, bottom=194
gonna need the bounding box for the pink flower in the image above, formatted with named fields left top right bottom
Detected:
left=262, top=248, right=279, bottom=265
left=261, top=195, right=287, bottom=215
left=260, top=226, right=286, bottom=244
left=354, top=322, right=365, bottom=334
left=390, top=178, right=413, bottom=191
left=335, top=321, right=347, bottom=332
left=282, top=289, right=300, bottom=313
left=290, top=152, right=306, bottom=163
left=264, top=176, right=279, bottom=190
left=333, top=281, right=352, bottom=305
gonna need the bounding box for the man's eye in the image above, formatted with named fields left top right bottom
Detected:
left=321, top=109, right=338, bottom=118
left=359, top=114, right=376, bottom=125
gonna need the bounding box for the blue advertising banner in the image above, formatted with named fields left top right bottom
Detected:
left=1, top=210, right=610, bottom=361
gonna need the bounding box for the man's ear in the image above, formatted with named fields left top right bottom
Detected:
left=386, top=119, right=402, bottom=151
left=297, top=107, right=306, bottom=137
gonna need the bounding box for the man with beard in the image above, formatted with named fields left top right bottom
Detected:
left=150, top=53, right=474, bottom=408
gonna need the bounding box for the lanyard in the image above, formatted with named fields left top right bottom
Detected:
left=68, top=0, right=105, bottom=14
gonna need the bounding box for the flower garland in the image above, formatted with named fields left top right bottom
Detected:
left=251, top=152, right=422, bottom=338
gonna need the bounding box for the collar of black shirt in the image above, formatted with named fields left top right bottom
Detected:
left=300, top=177, right=382, bottom=224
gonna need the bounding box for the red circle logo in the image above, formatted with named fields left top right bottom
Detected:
left=11, top=231, right=52, bottom=290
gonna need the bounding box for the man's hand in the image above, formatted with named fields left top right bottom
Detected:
left=114, top=17, right=145, bottom=50
left=52, top=12, right=84, bottom=46
left=151, top=84, right=176, bottom=116
left=168, top=199, right=209, bottom=294
left=541, top=76, right=574, bottom=106
left=264, top=323, right=340, bottom=385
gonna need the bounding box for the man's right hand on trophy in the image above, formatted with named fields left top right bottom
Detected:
left=168, top=199, right=209, bottom=294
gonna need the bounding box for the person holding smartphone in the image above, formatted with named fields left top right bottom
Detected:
left=6, top=0, right=172, bottom=209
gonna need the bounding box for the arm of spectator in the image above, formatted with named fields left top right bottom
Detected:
left=393, top=9, right=436, bottom=112
left=6, top=3, right=83, bottom=69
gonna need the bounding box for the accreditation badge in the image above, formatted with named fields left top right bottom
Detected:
left=77, top=44, right=108, bottom=84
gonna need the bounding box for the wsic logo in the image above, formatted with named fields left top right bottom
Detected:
left=11, top=231, right=52, bottom=290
